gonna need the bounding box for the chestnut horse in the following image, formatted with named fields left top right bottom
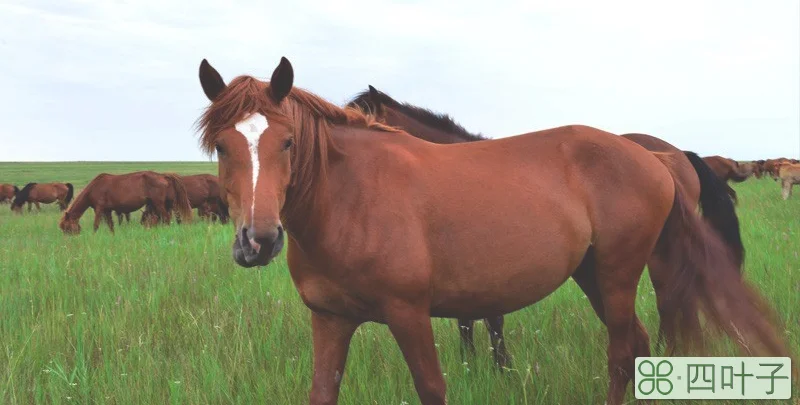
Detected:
left=11, top=182, right=73, bottom=213
left=196, top=58, right=789, bottom=405
left=138, top=172, right=196, bottom=226
left=59, top=171, right=192, bottom=234
left=0, top=184, right=18, bottom=204
left=702, top=155, right=755, bottom=203
left=348, top=85, right=746, bottom=366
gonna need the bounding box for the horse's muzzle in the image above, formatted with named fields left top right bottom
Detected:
left=232, top=225, right=284, bottom=268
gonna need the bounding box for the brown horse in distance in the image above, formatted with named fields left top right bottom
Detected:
left=196, top=58, right=789, bottom=405
left=139, top=173, right=216, bottom=225
left=702, top=155, right=755, bottom=203
left=11, top=182, right=74, bottom=213
left=59, top=171, right=192, bottom=234
left=178, top=173, right=229, bottom=224
left=776, top=162, right=800, bottom=199
left=348, top=85, right=746, bottom=363
left=0, top=184, right=18, bottom=204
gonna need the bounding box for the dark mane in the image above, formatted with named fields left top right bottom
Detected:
left=348, top=88, right=487, bottom=142
left=12, top=182, right=36, bottom=207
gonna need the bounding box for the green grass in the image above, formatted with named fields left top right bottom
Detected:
left=0, top=162, right=798, bottom=404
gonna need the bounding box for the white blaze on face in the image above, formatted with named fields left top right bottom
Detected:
left=234, top=112, right=269, bottom=222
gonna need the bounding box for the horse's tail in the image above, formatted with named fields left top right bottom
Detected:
left=11, top=183, right=36, bottom=208
left=164, top=174, right=192, bottom=223
left=63, top=183, right=75, bottom=210
left=683, top=151, right=744, bottom=269
left=650, top=154, right=792, bottom=365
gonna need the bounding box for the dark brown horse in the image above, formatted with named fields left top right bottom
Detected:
left=139, top=172, right=196, bottom=226
left=11, top=182, right=73, bottom=213
left=196, top=58, right=789, bottom=405
left=59, top=171, right=192, bottom=234
left=348, top=85, right=746, bottom=364
left=0, top=184, right=18, bottom=204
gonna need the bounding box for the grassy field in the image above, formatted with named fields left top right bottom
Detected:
left=0, top=162, right=798, bottom=405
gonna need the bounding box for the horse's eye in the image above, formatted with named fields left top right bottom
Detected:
left=215, top=143, right=225, bottom=155
left=282, top=138, right=293, bottom=151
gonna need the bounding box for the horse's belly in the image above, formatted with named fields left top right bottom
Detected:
left=429, top=246, right=586, bottom=319
left=427, top=196, right=592, bottom=319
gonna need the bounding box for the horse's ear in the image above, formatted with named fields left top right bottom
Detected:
left=269, top=56, right=293, bottom=103
left=367, top=85, right=384, bottom=116
left=199, top=59, right=226, bottom=101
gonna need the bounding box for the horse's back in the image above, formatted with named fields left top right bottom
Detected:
left=622, top=133, right=700, bottom=203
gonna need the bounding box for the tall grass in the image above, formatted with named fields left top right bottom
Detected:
left=0, top=163, right=797, bottom=404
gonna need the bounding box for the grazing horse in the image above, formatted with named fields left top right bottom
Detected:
left=139, top=172, right=195, bottom=226
left=59, top=171, right=192, bottom=234
left=0, top=184, right=18, bottom=204
left=348, top=85, right=746, bottom=365
left=177, top=173, right=229, bottom=224
left=196, top=58, right=789, bottom=405
left=11, top=182, right=73, bottom=213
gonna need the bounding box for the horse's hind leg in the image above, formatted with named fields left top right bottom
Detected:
left=780, top=179, right=795, bottom=200
left=484, top=316, right=511, bottom=370
left=125, top=212, right=130, bottom=223
left=592, top=247, right=653, bottom=405
left=457, top=319, right=476, bottom=359
left=35, top=202, right=41, bottom=211
left=104, top=210, right=115, bottom=234
left=93, top=210, right=103, bottom=232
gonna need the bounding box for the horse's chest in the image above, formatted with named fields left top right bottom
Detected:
left=291, top=272, right=383, bottom=322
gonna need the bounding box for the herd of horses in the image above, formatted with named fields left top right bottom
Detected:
left=1, top=56, right=797, bottom=404
left=1, top=172, right=229, bottom=233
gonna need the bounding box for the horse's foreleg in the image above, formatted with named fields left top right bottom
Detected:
left=308, top=312, right=360, bottom=405
left=781, top=180, right=791, bottom=200
left=35, top=202, right=41, bottom=211
left=387, top=305, right=446, bottom=405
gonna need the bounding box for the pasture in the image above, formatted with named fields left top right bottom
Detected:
left=1, top=162, right=798, bottom=404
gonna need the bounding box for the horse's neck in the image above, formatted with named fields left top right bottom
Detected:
left=66, top=187, right=92, bottom=217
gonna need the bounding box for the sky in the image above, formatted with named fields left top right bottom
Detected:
left=0, top=0, right=798, bottom=162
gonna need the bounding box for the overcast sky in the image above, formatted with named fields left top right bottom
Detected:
left=0, top=0, right=798, bottom=161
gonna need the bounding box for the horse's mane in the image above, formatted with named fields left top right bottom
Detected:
left=196, top=76, right=401, bottom=222
left=12, top=182, right=36, bottom=207
left=347, top=88, right=487, bottom=142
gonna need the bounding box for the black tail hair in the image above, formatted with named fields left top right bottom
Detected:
left=683, top=151, right=745, bottom=269
left=63, top=183, right=74, bottom=210
left=11, top=183, right=37, bottom=207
